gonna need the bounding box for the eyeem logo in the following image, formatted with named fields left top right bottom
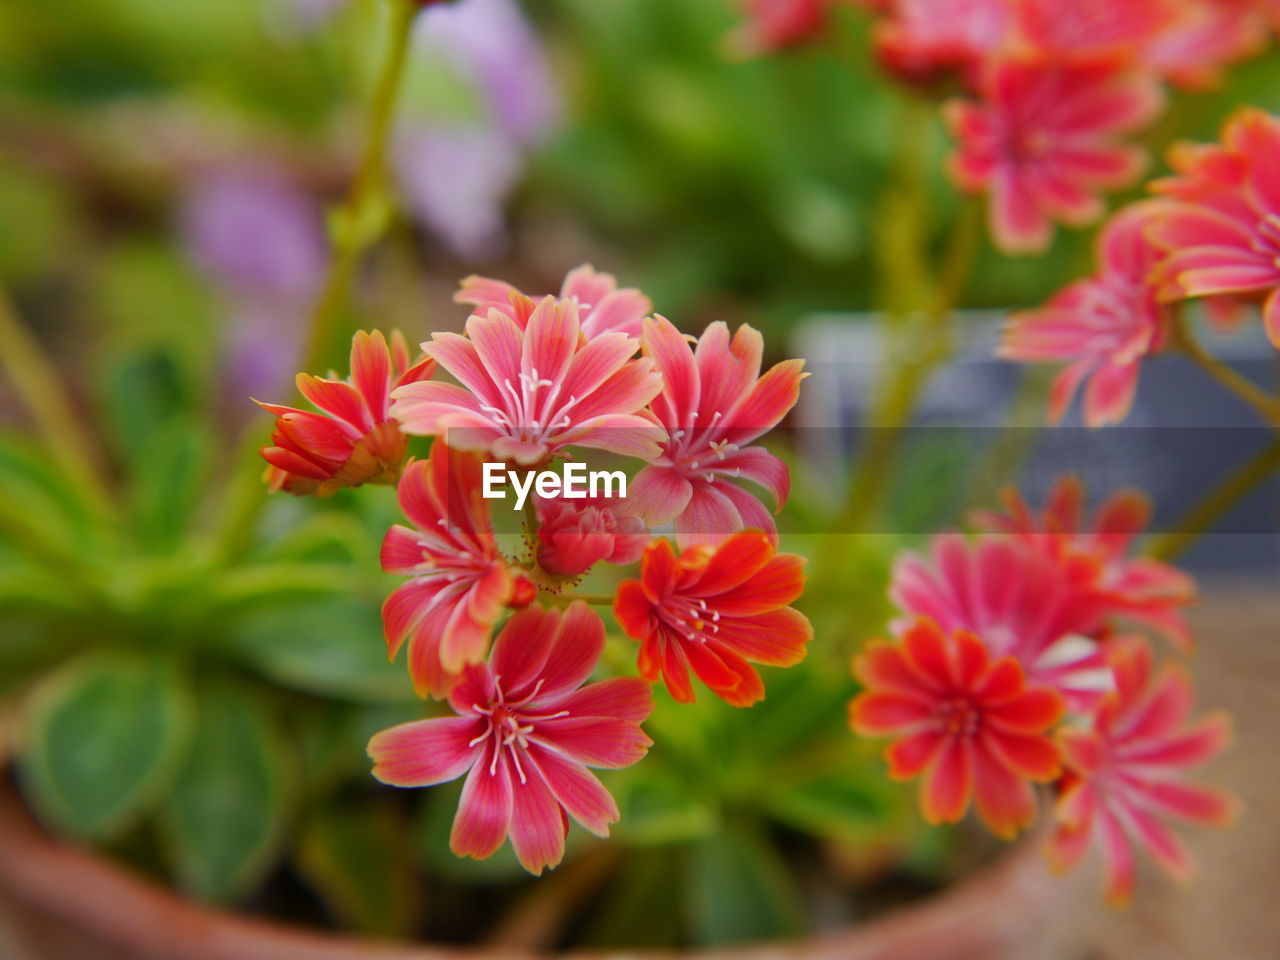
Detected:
left=482, top=462, right=627, bottom=511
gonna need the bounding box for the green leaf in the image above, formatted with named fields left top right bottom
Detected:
left=762, top=768, right=907, bottom=846
left=125, top=415, right=211, bottom=551
left=18, top=653, right=193, bottom=840
left=226, top=596, right=412, bottom=702
left=296, top=799, right=418, bottom=937
left=610, top=767, right=717, bottom=845
left=158, top=684, right=293, bottom=902
left=685, top=824, right=806, bottom=946
left=578, top=846, right=686, bottom=949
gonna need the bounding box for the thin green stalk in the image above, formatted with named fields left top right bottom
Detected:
left=1172, top=314, right=1280, bottom=427
left=302, top=0, right=418, bottom=373
left=0, top=286, right=115, bottom=518
left=1146, top=440, right=1280, bottom=562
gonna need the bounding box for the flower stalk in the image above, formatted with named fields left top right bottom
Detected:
left=1171, top=314, right=1280, bottom=427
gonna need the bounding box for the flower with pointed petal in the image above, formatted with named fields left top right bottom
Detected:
left=1149, top=107, right=1280, bottom=346
left=392, top=296, right=663, bottom=467
left=850, top=620, right=1065, bottom=839
left=1047, top=638, right=1235, bottom=905
left=944, top=59, right=1162, bottom=254
left=256, top=330, right=435, bottom=496
left=614, top=532, right=811, bottom=707
left=1000, top=201, right=1175, bottom=427
left=1015, top=0, right=1183, bottom=62
left=368, top=602, right=653, bottom=874
left=891, top=533, right=1111, bottom=712
left=873, top=0, right=1011, bottom=87
left=382, top=442, right=534, bottom=697
left=456, top=264, right=653, bottom=340
left=974, top=477, right=1197, bottom=649
left=632, top=317, right=804, bottom=548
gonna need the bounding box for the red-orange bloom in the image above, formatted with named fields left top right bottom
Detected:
left=257, top=330, right=434, bottom=496
left=850, top=620, right=1064, bottom=838
left=613, top=532, right=811, bottom=707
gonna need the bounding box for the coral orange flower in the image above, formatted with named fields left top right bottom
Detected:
left=974, top=477, right=1197, bottom=648
left=369, top=603, right=654, bottom=874
left=1149, top=107, right=1280, bottom=346
left=633, top=318, right=805, bottom=547
left=381, top=442, right=534, bottom=697
left=613, top=532, right=811, bottom=707
left=392, top=295, right=663, bottom=466
left=890, top=534, right=1111, bottom=712
left=1000, top=201, right=1175, bottom=427
left=455, top=264, right=653, bottom=340
left=256, top=330, right=434, bottom=496
left=850, top=620, right=1064, bottom=838
left=1047, top=638, right=1235, bottom=905
left=944, top=59, right=1162, bottom=254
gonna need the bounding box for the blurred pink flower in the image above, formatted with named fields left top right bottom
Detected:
left=1048, top=638, right=1235, bottom=905
left=632, top=318, right=805, bottom=547
left=890, top=533, right=1112, bottom=712
left=381, top=442, right=534, bottom=696
left=944, top=59, right=1162, bottom=254
left=727, top=0, right=834, bottom=55
left=1000, top=201, right=1174, bottom=427
left=1142, top=0, right=1270, bottom=90
left=874, top=0, right=1011, bottom=86
left=1149, top=107, right=1280, bottom=346
left=392, top=296, right=663, bottom=466
left=975, top=477, right=1198, bottom=649
left=535, top=495, right=649, bottom=578
left=456, top=264, right=653, bottom=340
left=368, top=602, right=653, bottom=874
left=850, top=620, right=1064, bottom=838
left=1014, top=0, right=1183, bottom=61
left=256, top=330, right=435, bottom=497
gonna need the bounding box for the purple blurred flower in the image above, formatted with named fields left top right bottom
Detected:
left=395, top=0, right=560, bottom=258
left=180, top=169, right=326, bottom=399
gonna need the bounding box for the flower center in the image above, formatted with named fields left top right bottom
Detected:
left=659, top=594, right=721, bottom=644
left=936, top=696, right=981, bottom=737
left=469, top=676, right=569, bottom=784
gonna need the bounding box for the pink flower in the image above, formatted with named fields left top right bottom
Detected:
left=1047, top=638, right=1235, bottom=905
left=535, top=495, right=649, bottom=578
left=874, top=0, right=1012, bottom=86
left=850, top=620, right=1065, bottom=839
left=455, top=264, right=653, bottom=340
left=944, top=59, right=1162, bottom=254
left=1014, top=0, right=1183, bottom=61
left=381, top=442, right=534, bottom=697
left=257, top=330, right=435, bottom=496
left=613, top=532, right=811, bottom=707
left=391, top=295, right=663, bottom=466
left=974, top=477, right=1198, bottom=648
left=368, top=603, right=654, bottom=874
left=1149, top=107, right=1280, bottom=346
left=632, top=318, right=805, bottom=547
left=1000, top=201, right=1174, bottom=427
left=727, top=0, right=834, bottom=56
left=890, top=533, right=1112, bottom=712
left=1142, top=0, right=1269, bottom=90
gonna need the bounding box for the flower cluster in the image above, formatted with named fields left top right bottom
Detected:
left=256, top=266, right=810, bottom=871
left=850, top=476, right=1233, bottom=904
left=750, top=0, right=1275, bottom=255
left=1004, top=107, right=1280, bottom=426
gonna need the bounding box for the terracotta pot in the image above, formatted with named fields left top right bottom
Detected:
left=0, top=784, right=1087, bottom=960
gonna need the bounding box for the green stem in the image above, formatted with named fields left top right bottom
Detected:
left=0, top=286, right=114, bottom=517
left=1146, top=440, right=1280, bottom=562
left=1173, top=314, right=1280, bottom=427
left=302, top=0, right=418, bottom=373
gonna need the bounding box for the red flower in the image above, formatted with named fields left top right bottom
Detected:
left=944, top=59, right=1161, bottom=254
left=1149, top=107, right=1280, bottom=345
left=890, top=534, right=1111, bottom=712
left=727, top=0, right=834, bottom=56
left=974, top=477, right=1197, bottom=648
left=257, top=330, right=434, bottom=496
left=381, top=442, right=533, bottom=697
left=1047, top=638, right=1235, bottom=905
left=850, top=620, right=1065, bottom=838
left=1000, top=201, right=1175, bottom=427
left=535, top=495, right=649, bottom=579
left=369, top=603, right=654, bottom=874
left=613, top=532, right=811, bottom=707
left=632, top=318, right=805, bottom=547
left=874, top=0, right=1011, bottom=87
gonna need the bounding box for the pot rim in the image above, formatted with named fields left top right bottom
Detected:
left=0, top=783, right=1069, bottom=960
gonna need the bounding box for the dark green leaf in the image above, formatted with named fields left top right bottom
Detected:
left=18, top=653, right=193, bottom=839
left=685, top=824, right=806, bottom=946
left=159, top=684, right=293, bottom=902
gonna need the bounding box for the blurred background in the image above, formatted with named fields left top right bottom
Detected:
left=0, top=0, right=1278, bottom=956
